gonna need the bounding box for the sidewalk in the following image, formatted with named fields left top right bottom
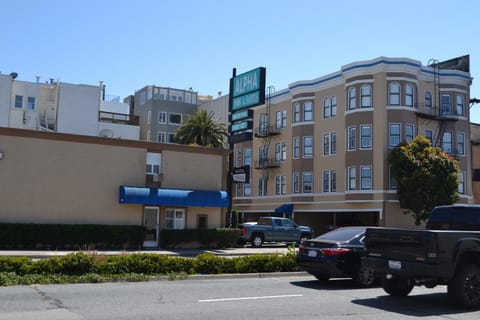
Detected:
left=0, top=245, right=292, bottom=259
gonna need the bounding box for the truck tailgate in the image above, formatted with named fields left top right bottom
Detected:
left=365, top=227, right=434, bottom=262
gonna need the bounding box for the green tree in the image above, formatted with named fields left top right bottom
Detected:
left=390, top=136, right=460, bottom=225
left=174, top=110, right=228, bottom=148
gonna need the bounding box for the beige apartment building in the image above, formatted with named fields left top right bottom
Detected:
left=0, top=127, right=230, bottom=247
left=232, top=56, right=473, bottom=234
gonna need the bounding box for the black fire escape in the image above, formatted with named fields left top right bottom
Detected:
left=254, top=86, right=281, bottom=178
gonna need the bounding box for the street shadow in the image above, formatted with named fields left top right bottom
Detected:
left=351, top=292, right=479, bottom=316
left=290, top=277, right=379, bottom=291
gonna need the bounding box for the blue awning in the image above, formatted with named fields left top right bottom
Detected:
left=274, top=203, right=293, bottom=214
left=119, top=186, right=229, bottom=208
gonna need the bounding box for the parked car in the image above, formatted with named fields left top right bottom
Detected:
left=297, top=226, right=376, bottom=287
left=239, top=217, right=313, bottom=247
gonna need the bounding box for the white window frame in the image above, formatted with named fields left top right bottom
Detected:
left=389, top=83, right=400, bottom=106
left=258, top=176, right=268, bottom=196
left=456, top=95, right=464, bottom=116
left=405, top=83, right=414, bottom=107
left=360, top=165, right=372, bottom=190
left=457, top=132, right=465, bottom=155
left=303, top=136, right=313, bottom=158
left=425, top=91, right=432, bottom=108
left=389, top=123, right=401, bottom=147
left=442, top=132, right=453, bottom=154
left=293, top=137, right=300, bottom=159
left=323, top=98, right=330, bottom=118
left=14, top=95, right=23, bottom=109
left=302, top=172, right=313, bottom=193
left=165, top=208, right=185, bottom=230
left=157, top=131, right=166, bottom=143
left=348, top=87, right=356, bottom=110
left=425, top=129, right=433, bottom=144
left=168, top=112, right=182, bottom=125
left=348, top=126, right=356, bottom=151
left=158, top=112, right=167, bottom=123
left=360, top=124, right=372, bottom=149
left=293, top=103, right=301, bottom=123
left=303, top=101, right=313, bottom=121
left=323, top=133, right=330, bottom=156
left=293, top=172, right=300, bottom=194
left=347, top=167, right=356, bottom=191
left=405, top=124, right=415, bottom=142
left=331, top=96, right=337, bottom=117
left=27, top=97, right=35, bottom=110
left=361, top=85, right=372, bottom=108
left=458, top=172, right=465, bottom=194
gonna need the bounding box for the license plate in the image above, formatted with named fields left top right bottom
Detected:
left=388, top=260, right=402, bottom=270
left=308, top=250, right=317, bottom=258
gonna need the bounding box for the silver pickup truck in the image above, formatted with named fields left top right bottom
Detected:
left=239, top=217, right=313, bottom=247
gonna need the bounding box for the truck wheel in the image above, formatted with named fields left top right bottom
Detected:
left=354, top=266, right=377, bottom=287
left=447, top=264, right=480, bottom=308
left=381, top=277, right=414, bottom=296
left=251, top=234, right=263, bottom=247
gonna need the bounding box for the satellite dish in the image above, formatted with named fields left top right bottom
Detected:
left=99, top=129, right=114, bottom=138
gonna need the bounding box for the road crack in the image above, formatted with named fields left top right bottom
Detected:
left=32, top=285, right=67, bottom=310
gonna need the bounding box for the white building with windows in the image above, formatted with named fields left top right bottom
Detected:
left=0, top=73, right=139, bottom=139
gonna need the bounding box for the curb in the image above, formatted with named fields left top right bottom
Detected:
left=148, top=271, right=309, bottom=281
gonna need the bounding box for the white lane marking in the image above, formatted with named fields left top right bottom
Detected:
left=198, top=294, right=303, bottom=303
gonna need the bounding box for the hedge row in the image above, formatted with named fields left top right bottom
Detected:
left=0, top=224, right=146, bottom=250
left=160, top=228, right=241, bottom=248
left=0, top=251, right=298, bottom=285
left=0, top=224, right=242, bottom=250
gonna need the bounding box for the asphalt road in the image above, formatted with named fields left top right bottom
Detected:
left=0, top=275, right=479, bottom=320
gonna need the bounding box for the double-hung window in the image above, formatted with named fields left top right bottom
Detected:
left=457, top=133, right=465, bottom=155
left=360, top=125, right=372, bottom=149
left=323, top=170, right=337, bottom=192
left=158, top=112, right=167, bottom=123
left=442, top=132, right=453, bottom=154
left=27, top=97, right=35, bottom=110
left=441, top=94, right=452, bottom=114
left=323, top=134, right=330, bottom=155
left=303, top=101, right=313, bottom=121
left=303, top=136, right=313, bottom=157
left=348, top=87, right=356, bottom=110
left=425, top=91, right=432, bottom=108
left=348, top=127, right=356, bottom=151
left=293, top=103, right=301, bottom=123
left=302, top=172, right=313, bottom=193
left=458, top=172, right=465, bottom=194
left=293, top=172, right=300, bottom=194
left=389, top=124, right=401, bottom=147
left=456, top=95, right=464, bottom=116
left=347, top=167, right=356, bottom=191
left=324, top=132, right=337, bottom=155
left=360, top=166, right=372, bottom=190
left=361, top=85, right=372, bottom=108
left=405, top=84, right=414, bottom=107
left=331, top=96, right=337, bottom=117
left=15, top=95, right=23, bottom=108
left=389, top=83, right=400, bottom=105
left=293, top=137, right=300, bottom=158
left=258, top=176, right=268, bottom=196
left=323, top=98, right=330, bottom=118
left=405, top=124, right=415, bottom=142
left=275, top=176, right=286, bottom=195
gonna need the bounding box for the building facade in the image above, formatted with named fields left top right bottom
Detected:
left=130, top=86, right=198, bottom=143
left=0, top=127, right=229, bottom=247
left=0, top=74, right=139, bottom=139
left=231, top=56, right=473, bottom=234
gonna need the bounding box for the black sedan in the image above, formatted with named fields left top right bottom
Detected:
left=297, top=226, right=376, bottom=287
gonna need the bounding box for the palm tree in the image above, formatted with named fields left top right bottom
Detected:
left=174, top=109, right=228, bottom=148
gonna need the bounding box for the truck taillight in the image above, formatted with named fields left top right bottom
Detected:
left=320, top=248, right=351, bottom=256
left=241, top=227, right=246, bottom=235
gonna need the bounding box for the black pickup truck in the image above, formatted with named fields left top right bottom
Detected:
left=362, top=205, right=480, bottom=308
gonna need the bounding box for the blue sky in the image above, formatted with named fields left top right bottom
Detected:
left=2, top=0, right=480, bottom=122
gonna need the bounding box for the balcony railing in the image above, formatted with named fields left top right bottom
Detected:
left=254, top=157, right=281, bottom=169
left=254, top=125, right=282, bottom=137
left=99, top=111, right=139, bottom=126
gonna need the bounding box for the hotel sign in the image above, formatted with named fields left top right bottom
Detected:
left=229, top=67, right=266, bottom=111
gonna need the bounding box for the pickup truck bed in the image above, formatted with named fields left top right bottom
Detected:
left=362, top=207, right=480, bottom=309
